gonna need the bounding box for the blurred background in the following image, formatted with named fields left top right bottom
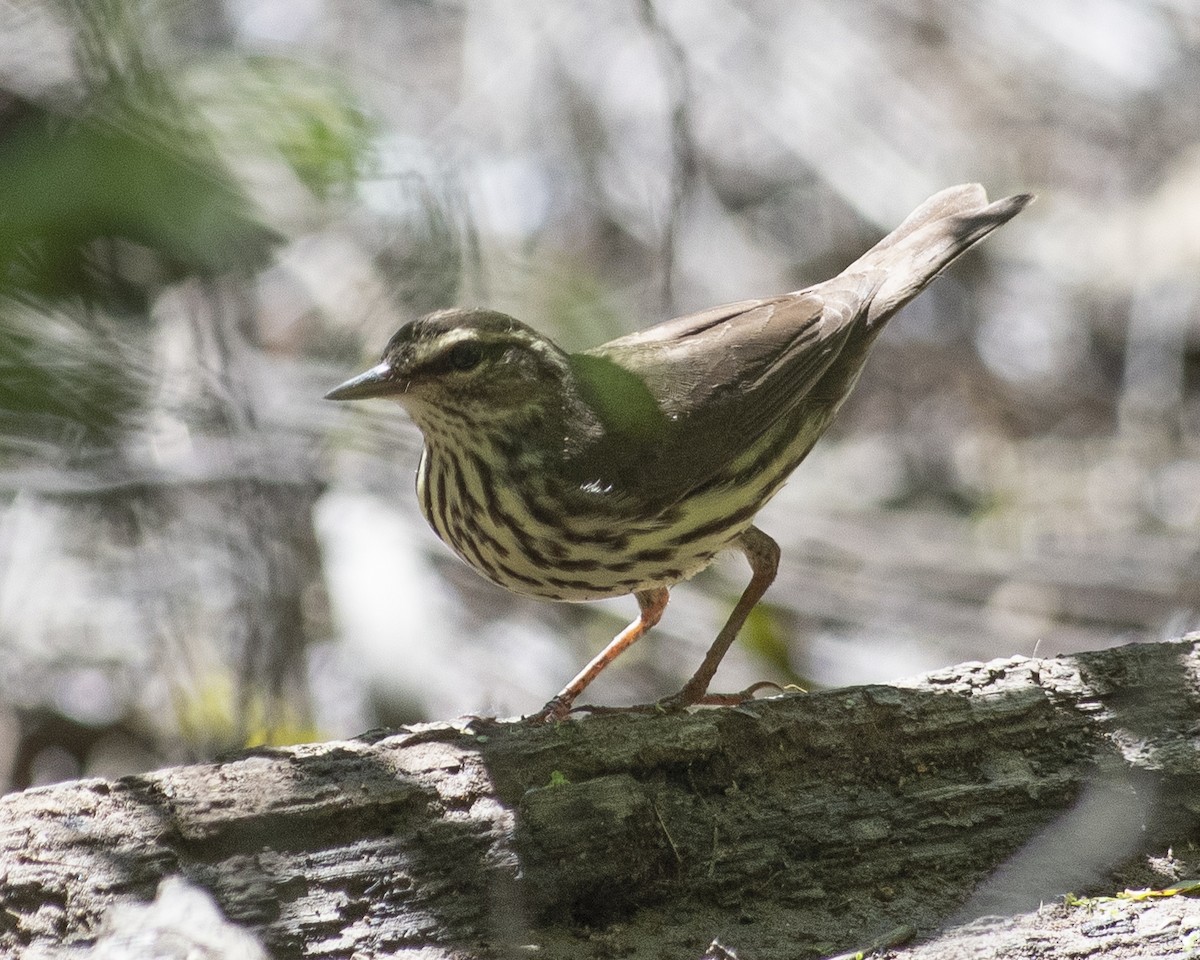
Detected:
left=0, top=0, right=1197, bottom=791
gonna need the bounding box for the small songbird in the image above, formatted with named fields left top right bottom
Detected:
left=326, top=183, right=1031, bottom=721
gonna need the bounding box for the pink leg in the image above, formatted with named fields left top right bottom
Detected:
left=659, top=525, right=780, bottom=710
left=530, top=587, right=670, bottom=722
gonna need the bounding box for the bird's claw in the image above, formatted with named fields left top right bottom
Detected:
left=652, top=679, right=785, bottom=712
left=457, top=714, right=504, bottom=733
left=567, top=701, right=659, bottom=717
left=539, top=680, right=787, bottom=720
left=523, top=697, right=574, bottom=724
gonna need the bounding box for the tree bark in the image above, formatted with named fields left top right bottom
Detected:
left=2, top=636, right=1198, bottom=959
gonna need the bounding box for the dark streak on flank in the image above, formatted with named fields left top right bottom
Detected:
left=667, top=501, right=760, bottom=547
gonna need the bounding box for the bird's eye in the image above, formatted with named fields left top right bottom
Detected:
left=446, top=341, right=484, bottom=372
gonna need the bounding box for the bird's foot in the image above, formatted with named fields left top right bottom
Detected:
left=555, top=680, right=787, bottom=720
left=523, top=695, right=659, bottom=723
left=456, top=714, right=504, bottom=733
left=565, top=701, right=659, bottom=717
left=568, top=676, right=787, bottom=715
left=656, top=680, right=785, bottom=712
left=523, top=696, right=575, bottom=724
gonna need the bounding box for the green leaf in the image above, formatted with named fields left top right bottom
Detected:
left=569, top=353, right=669, bottom=443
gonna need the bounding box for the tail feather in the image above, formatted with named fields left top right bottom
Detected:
left=849, top=184, right=1034, bottom=327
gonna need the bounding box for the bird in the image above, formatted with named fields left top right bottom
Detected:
left=325, top=183, right=1032, bottom=721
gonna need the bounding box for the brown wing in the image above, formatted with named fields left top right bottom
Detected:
left=566, top=272, right=884, bottom=512
left=563, top=185, right=1034, bottom=514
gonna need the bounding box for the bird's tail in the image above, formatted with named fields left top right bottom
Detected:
left=847, top=184, right=1034, bottom=327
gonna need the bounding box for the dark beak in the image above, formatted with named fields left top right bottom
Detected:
left=324, top=362, right=400, bottom=401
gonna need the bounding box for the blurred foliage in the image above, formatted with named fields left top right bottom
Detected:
left=186, top=56, right=377, bottom=201
left=373, top=175, right=473, bottom=319
left=173, top=672, right=321, bottom=753
left=0, top=0, right=376, bottom=780
left=0, top=304, right=143, bottom=444
left=0, top=3, right=374, bottom=444
left=0, top=95, right=276, bottom=306
left=0, top=89, right=276, bottom=441
left=1, top=0, right=1198, bottom=790
left=738, top=603, right=799, bottom=684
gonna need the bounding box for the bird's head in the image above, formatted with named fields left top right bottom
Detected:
left=325, top=308, right=571, bottom=430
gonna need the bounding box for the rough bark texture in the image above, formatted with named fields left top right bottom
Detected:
left=1, top=637, right=1198, bottom=959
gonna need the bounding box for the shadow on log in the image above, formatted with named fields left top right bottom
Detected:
left=1, top=636, right=1198, bottom=959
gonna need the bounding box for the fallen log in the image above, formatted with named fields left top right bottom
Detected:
left=2, top=636, right=1198, bottom=959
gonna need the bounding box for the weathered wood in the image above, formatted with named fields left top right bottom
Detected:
left=1, top=636, right=1198, bottom=959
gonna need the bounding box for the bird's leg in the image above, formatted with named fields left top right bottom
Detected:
left=528, top=587, right=670, bottom=722
left=659, top=525, right=781, bottom=711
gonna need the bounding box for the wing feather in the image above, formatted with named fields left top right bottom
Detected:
left=567, top=273, right=883, bottom=511
left=556, top=184, right=1032, bottom=516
